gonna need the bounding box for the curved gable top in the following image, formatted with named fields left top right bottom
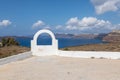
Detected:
left=33, top=29, right=56, bottom=45
left=33, top=29, right=56, bottom=40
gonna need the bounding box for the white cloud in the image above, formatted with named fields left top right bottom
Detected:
left=66, top=17, right=80, bottom=30
left=66, top=17, right=79, bottom=25
left=55, top=25, right=63, bottom=29
left=91, top=0, right=120, bottom=14
left=0, top=20, right=12, bottom=27
left=32, top=18, right=120, bottom=33
left=44, top=26, right=51, bottom=29
left=65, top=17, right=119, bottom=33
left=32, top=20, right=45, bottom=28
left=80, top=17, right=98, bottom=27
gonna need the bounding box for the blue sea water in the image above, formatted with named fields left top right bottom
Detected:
left=15, top=37, right=103, bottom=48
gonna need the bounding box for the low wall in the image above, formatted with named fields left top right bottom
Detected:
left=0, top=51, right=32, bottom=65
left=1, top=50, right=119, bottom=65
left=59, top=50, right=120, bottom=59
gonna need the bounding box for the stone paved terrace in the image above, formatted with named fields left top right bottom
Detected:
left=0, top=56, right=120, bottom=80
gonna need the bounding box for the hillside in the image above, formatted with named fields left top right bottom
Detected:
left=0, top=46, right=30, bottom=58
left=62, top=43, right=120, bottom=52
left=0, top=37, right=30, bottom=58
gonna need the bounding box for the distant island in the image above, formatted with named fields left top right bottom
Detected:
left=0, top=30, right=120, bottom=44
left=0, top=32, right=110, bottom=40
left=55, top=33, right=107, bottom=39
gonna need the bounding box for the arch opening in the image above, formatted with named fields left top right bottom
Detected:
left=37, top=33, right=52, bottom=45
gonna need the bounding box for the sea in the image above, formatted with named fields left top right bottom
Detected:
left=15, top=37, right=104, bottom=48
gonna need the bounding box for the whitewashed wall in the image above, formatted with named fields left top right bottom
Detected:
left=31, top=29, right=58, bottom=56
left=59, top=50, right=120, bottom=59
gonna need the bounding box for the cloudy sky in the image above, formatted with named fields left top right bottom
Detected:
left=0, top=0, right=120, bottom=36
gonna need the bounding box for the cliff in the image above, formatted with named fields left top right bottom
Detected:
left=103, top=30, right=120, bottom=42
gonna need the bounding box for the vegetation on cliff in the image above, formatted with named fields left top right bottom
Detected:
left=1, top=37, right=19, bottom=47
left=0, top=37, right=30, bottom=58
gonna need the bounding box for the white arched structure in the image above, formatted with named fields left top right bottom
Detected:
left=31, top=29, right=120, bottom=59
left=31, top=29, right=58, bottom=56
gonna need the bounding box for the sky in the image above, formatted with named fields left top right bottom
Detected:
left=0, top=0, right=120, bottom=36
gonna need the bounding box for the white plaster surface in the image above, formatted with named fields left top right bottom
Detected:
left=59, top=50, right=120, bottom=59
left=31, top=29, right=58, bottom=56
